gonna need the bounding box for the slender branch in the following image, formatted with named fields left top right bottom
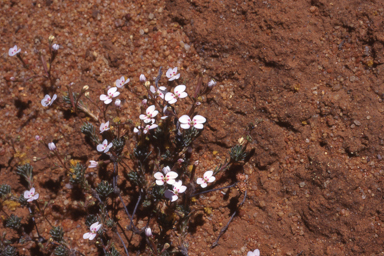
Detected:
left=128, top=191, right=141, bottom=230
left=115, top=230, right=129, bottom=256
left=211, top=190, right=247, bottom=248
left=191, top=182, right=238, bottom=197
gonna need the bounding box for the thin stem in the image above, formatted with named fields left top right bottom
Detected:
left=191, top=182, right=238, bottom=197
left=28, top=206, right=45, bottom=242
left=128, top=191, right=141, bottom=230
left=115, top=230, right=129, bottom=256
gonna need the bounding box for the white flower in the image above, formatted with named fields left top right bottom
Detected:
left=24, top=187, right=39, bottom=202
left=100, top=121, right=110, bottom=133
left=41, top=94, right=57, bottom=107
left=247, top=249, right=260, bottom=256
left=35, top=135, right=41, bottom=141
left=178, top=115, right=206, bottom=129
left=143, top=123, right=158, bottom=134
left=162, top=166, right=171, bottom=174
left=97, top=139, right=113, bottom=153
left=165, top=180, right=187, bottom=202
left=52, top=44, right=60, bottom=51
left=142, top=99, right=148, bottom=105
left=166, top=67, right=180, bottom=81
left=133, top=126, right=141, bottom=135
left=8, top=45, right=21, bottom=56
left=115, top=99, right=121, bottom=107
left=208, top=79, right=216, bottom=88
left=140, top=74, right=146, bottom=82
left=139, top=105, right=159, bottom=123
left=115, top=76, right=130, bottom=88
left=88, top=160, right=98, bottom=168
left=48, top=142, right=56, bottom=151
left=83, top=222, right=102, bottom=240
left=154, top=171, right=178, bottom=186
left=150, top=85, right=167, bottom=99
left=164, top=85, right=188, bottom=104
left=100, top=87, right=120, bottom=104
left=145, top=227, right=152, bottom=237
left=196, top=170, right=215, bottom=188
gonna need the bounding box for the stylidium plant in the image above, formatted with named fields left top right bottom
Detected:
left=88, top=160, right=98, bottom=168
left=196, top=170, right=216, bottom=188
left=139, top=105, right=159, bottom=123
left=8, top=45, right=21, bottom=56
left=179, top=115, right=207, bottom=129
left=24, top=187, right=39, bottom=202
left=165, top=84, right=188, bottom=104
left=100, top=87, right=120, bottom=104
left=83, top=222, right=102, bottom=240
left=154, top=171, right=178, bottom=185
left=100, top=121, right=110, bottom=133
left=165, top=180, right=187, bottom=202
left=97, top=139, right=113, bottom=153
left=115, top=76, right=130, bottom=88
left=48, top=142, right=56, bottom=151
left=41, top=94, right=57, bottom=107
left=166, top=67, right=180, bottom=81
left=150, top=85, right=166, bottom=99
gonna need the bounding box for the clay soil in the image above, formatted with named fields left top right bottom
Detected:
left=1, top=0, right=384, bottom=255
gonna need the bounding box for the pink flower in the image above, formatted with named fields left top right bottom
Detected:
left=166, top=67, right=180, bottom=81
left=150, top=85, right=167, bottom=99
left=100, top=87, right=120, bottom=104
left=8, top=45, right=21, bottom=56
left=48, top=142, right=56, bottom=151
left=178, top=115, right=206, bottom=129
left=140, top=74, right=146, bottom=82
left=88, top=160, right=98, bottom=168
left=96, top=139, right=113, bottom=153
left=154, top=171, right=178, bottom=186
left=52, top=44, right=60, bottom=51
left=139, top=105, right=159, bottom=123
left=41, top=94, right=57, bottom=107
left=164, top=85, right=187, bottom=104
left=196, top=170, right=215, bottom=188
left=115, top=99, right=121, bottom=107
left=24, top=188, right=39, bottom=202
left=83, top=222, right=102, bottom=240
left=207, top=79, right=217, bottom=88
left=145, top=227, right=152, bottom=237
left=164, top=180, right=187, bottom=202
left=99, top=121, right=110, bottom=133
left=115, top=76, right=130, bottom=88
left=143, top=123, right=158, bottom=134
left=247, top=249, right=260, bottom=256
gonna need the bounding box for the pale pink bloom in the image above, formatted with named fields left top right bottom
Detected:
left=24, top=187, right=39, bottom=202
left=83, top=222, right=102, bottom=240
left=150, top=85, right=167, bottom=99
left=166, top=67, right=180, bottom=81
left=196, top=170, right=215, bottom=188
left=97, top=139, right=113, bottom=153
left=133, top=126, right=141, bottom=134
left=8, top=45, right=21, bottom=56
left=247, top=249, right=260, bottom=256
left=48, top=142, right=56, bottom=151
left=139, top=105, right=159, bottom=123
left=88, top=160, right=98, bottom=168
left=99, top=121, right=110, bottom=133
left=142, top=99, right=148, bottom=105
left=41, top=94, right=57, bottom=107
left=52, top=44, right=60, bottom=51
left=162, top=166, right=171, bottom=174
left=115, top=76, right=130, bottom=88
left=165, top=180, right=187, bottom=202
left=100, top=87, right=120, bottom=104
left=145, top=227, right=152, bottom=237
left=164, top=85, right=187, bottom=104
left=140, top=74, right=146, bottom=82
left=178, top=159, right=184, bottom=164
left=178, top=115, right=206, bottom=129
left=35, top=135, right=41, bottom=141
left=154, top=171, right=178, bottom=186
left=143, top=123, right=158, bottom=134
left=207, top=79, right=217, bottom=88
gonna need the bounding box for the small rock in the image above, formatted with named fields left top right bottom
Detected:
left=299, top=182, right=306, bottom=188
left=354, top=120, right=361, bottom=126
left=148, top=13, right=154, bottom=19
left=350, top=76, right=356, bottom=82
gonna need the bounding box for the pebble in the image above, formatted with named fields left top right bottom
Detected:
left=299, top=182, right=306, bottom=188
left=354, top=120, right=361, bottom=126
left=350, top=76, right=356, bottom=82
left=148, top=13, right=154, bottom=19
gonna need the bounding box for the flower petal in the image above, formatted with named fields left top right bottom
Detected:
left=180, top=123, right=191, bottom=129
left=165, top=92, right=174, bottom=102
left=108, top=87, right=118, bottom=94
left=174, top=85, right=186, bottom=93
left=178, top=115, right=190, bottom=124
left=100, top=94, right=108, bottom=101
left=179, top=92, right=188, bottom=99
left=83, top=232, right=91, bottom=239
left=196, top=178, right=203, bottom=184
left=150, top=86, right=156, bottom=94
left=51, top=94, right=57, bottom=103
left=139, top=114, right=147, bottom=120
left=200, top=182, right=207, bottom=188
left=32, top=193, right=39, bottom=201
left=164, top=190, right=175, bottom=201
left=154, top=172, right=164, bottom=180
left=166, top=68, right=173, bottom=78
left=207, top=176, right=216, bottom=183
left=24, top=190, right=31, bottom=199
left=89, top=233, right=97, bottom=240
left=178, top=185, right=187, bottom=193
left=166, top=171, right=178, bottom=179
left=104, top=98, right=112, bottom=104
left=193, top=115, right=206, bottom=124
left=96, top=144, right=105, bottom=152
left=156, top=180, right=165, bottom=186
left=146, top=105, right=156, bottom=114
left=204, top=170, right=213, bottom=179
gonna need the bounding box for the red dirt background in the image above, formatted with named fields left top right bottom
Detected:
left=1, top=0, right=384, bottom=255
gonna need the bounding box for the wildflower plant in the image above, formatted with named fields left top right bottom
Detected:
left=5, top=42, right=252, bottom=256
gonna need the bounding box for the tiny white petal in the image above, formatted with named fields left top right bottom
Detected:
left=193, top=115, right=206, bottom=124
left=180, top=123, right=191, bottom=129
left=178, top=115, right=191, bottom=124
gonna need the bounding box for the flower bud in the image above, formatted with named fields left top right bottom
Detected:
left=208, top=79, right=216, bottom=88
left=196, top=102, right=201, bottom=106
left=83, top=85, right=89, bottom=90
left=35, top=135, right=41, bottom=141
left=115, top=99, right=121, bottom=107
left=85, top=92, right=90, bottom=97
left=178, top=158, right=184, bottom=164
left=144, top=81, right=150, bottom=87
left=145, top=227, right=152, bottom=237
left=48, top=142, right=56, bottom=151
left=49, top=35, right=55, bottom=41
left=140, top=74, right=146, bottom=82
left=52, top=44, right=59, bottom=51
left=194, top=160, right=199, bottom=166
left=142, top=99, right=148, bottom=105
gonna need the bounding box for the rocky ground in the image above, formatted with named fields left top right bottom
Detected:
left=1, top=0, right=384, bottom=255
